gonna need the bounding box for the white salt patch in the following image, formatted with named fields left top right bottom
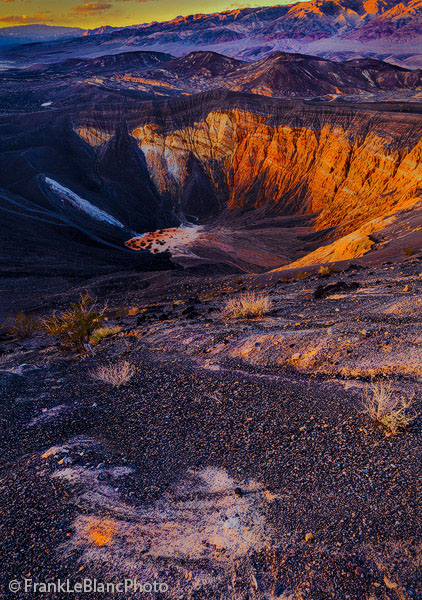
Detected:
left=44, top=177, right=126, bottom=229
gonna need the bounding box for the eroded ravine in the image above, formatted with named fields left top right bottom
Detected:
left=76, top=107, right=422, bottom=232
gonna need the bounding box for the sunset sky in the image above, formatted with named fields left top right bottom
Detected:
left=0, top=0, right=298, bottom=29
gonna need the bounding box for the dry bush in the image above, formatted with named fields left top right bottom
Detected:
left=2, top=311, right=38, bottom=339
left=224, top=292, right=271, bottom=319
left=91, top=361, right=135, bottom=387
left=294, top=271, right=311, bottom=281
left=42, top=294, right=105, bottom=351
left=362, top=382, right=417, bottom=435
left=318, top=265, right=338, bottom=276
left=90, top=326, right=121, bottom=346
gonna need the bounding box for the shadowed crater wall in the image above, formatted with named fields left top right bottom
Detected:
left=0, top=91, right=421, bottom=308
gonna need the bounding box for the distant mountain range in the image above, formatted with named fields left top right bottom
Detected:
left=0, top=0, right=422, bottom=68
left=1, top=0, right=422, bottom=67
left=0, top=24, right=84, bottom=46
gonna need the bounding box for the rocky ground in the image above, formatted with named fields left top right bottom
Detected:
left=0, top=254, right=421, bottom=599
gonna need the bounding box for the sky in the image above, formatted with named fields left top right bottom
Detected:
left=0, top=0, right=298, bottom=29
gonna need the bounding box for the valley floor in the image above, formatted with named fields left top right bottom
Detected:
left=0, top=256, right=421, bottom=599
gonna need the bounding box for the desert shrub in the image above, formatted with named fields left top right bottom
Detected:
left=224, top=292, right=271, bottom=319
left=318, top=265, right=331, bottom=276
left=318, top=265, right=338, bottom=276
left=91, top=361, right=135, bottom=387
left=126, top=307, right=139, bottom=316
left=404, top=247, right=414, bottom=257
left=2, top=311, right=38, bottom=339
left=294, top=271, right=311, bottom=281
left=362, top=382, right=417, bottom=435
left=42, top=294, right=105, bottom=351
left=90, top=326, right=121, bottom=346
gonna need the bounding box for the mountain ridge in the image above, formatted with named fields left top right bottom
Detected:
left=0, top=24, right=84, bottom=46
left=1, top=0, right=422, bottom=67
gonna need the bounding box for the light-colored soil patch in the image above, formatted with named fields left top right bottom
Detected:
left=227, top=328, right=422, bottom=378
left=43, top=438, right=274, bottom=595
left=125, top=225, right=202, bottom=257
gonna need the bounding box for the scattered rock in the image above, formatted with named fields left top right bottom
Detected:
left=314, top=281, right=360, bottom=299
left=158, top=313, right=172, bottom=321
left=383, top=575, right=399, bottom=590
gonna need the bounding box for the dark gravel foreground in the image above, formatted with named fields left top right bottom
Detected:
left=0, top=258, right=421, bottom=600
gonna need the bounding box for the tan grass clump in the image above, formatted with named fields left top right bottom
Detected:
left=224, top=292, right=271, bottom=319
left=91, top=361, right=135, bottom=388
left=362, top=382, right=417, bottom=435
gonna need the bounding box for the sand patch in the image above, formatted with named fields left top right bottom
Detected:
left=380, top=297, right=422, bottom=317
left=226, top=327, right=422, bottom=378
left=43, top=439, right=274, bottom=596
left=88, top=519, right=117, bottom=547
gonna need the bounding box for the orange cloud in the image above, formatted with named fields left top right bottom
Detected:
left=0, top=12, right=51, bottom=23
left=71, top=2, right=112, bottom=15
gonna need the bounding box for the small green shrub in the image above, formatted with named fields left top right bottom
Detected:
left=2, top=311, right=38, bottom=339
left=90, top=326, right=121, bottom=346
left=43, top=294, right=105, bottom=351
